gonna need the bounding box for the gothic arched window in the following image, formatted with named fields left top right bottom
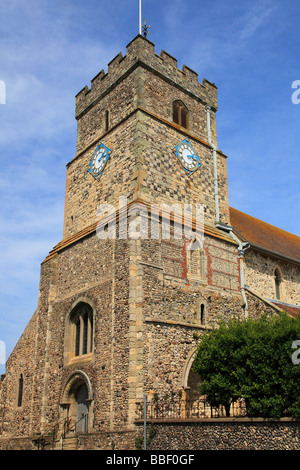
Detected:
left=173, top=100, right=189, bottom=129
left=70, top=302, right=94, bottom=358
left=200, top=304, right=205, bottom=325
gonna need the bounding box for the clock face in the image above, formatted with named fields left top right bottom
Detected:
left=88, top=142, right=111, bottom=180
left=174, top=139, right=202, bottom=175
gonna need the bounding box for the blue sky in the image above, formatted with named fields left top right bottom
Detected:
left=0, top=0, right=299, bottom=375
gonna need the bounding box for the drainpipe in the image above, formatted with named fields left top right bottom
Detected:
left=206, top=105, right=220, bottom=223
left=206, top=105, right=249, bottom=318
left=228, top=230, right=250, bottom=319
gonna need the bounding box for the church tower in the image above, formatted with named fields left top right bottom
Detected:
left=64, top=35, right=230, bottom=239
left=0, top=35, right=250, bottom=449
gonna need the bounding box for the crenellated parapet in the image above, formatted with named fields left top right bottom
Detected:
left=75, top=34, right=218, bottom=120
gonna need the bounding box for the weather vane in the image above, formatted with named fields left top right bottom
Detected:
left=142, top=19, right=150, bottom=38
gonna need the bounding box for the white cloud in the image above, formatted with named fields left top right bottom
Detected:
left=238, top=0, right=276, bottom=40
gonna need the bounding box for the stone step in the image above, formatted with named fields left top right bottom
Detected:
left=54, top=435, right=78, bottom=450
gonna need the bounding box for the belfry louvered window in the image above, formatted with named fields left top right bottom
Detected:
left=173, top=100, right=189, bottom=129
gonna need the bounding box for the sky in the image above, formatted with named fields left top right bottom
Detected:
left=0, top=0, right=299, bottom=375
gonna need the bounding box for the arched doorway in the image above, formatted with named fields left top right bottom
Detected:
left=60, top=370, right=93, bottom=434
left=182, top=348, right=247, bottom=418
left=182, top=348, right=207, bottom=418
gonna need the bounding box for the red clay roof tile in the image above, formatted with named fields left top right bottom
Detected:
left=230, top=207, right=300, bottom=264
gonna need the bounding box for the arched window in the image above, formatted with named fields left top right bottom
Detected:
left=17, top=373, right=23, bottom=407
left=70, top=303, right=94, bottom=357
left=173, top=100, right=189, bottom=129
left=104, top=110, right=109, bottom=132
left=200, top=304, right=205, bottom=325
left=187, top=237, right=206, bottom=282
left=274, top=268, right=282, bottom=300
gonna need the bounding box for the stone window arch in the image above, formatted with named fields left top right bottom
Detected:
left=182, top=349, right=198, bottom=389
left=65, top=300, right=94, bottom=365
left=173, top=100, right=190, bottom=129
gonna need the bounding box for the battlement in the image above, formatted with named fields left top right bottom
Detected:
left=75, top=35, right=218, bottom=119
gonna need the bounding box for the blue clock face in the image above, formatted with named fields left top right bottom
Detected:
left=174, top=139, right=202, bottom=175
left=88, top=142, right=111, bottom=180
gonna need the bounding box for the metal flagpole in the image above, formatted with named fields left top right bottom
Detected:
left=139, top=0, right=142, bottom=35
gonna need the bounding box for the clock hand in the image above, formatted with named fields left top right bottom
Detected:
left=186, top=155, right=197, bottom=161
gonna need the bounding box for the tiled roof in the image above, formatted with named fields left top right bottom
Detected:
left=230, top=207, right=300, bottom=264
left=267, top=299, right=300, bottom=317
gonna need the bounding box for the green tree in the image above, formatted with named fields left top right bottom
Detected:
left=192, top=312, right=300, bottom=418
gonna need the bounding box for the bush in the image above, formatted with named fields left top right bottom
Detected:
left=192, top=312, right=300, bottom=418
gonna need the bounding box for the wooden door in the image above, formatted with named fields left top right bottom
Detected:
left=75, top=383, right=89, bottom=432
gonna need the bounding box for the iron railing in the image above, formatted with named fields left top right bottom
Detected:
left=62, top=413, right=89, bottom=438
left=136, top=396, right=247, bottom=421
left=31, top=413, right=89, bottom=450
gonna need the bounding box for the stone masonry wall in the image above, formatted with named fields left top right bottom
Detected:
left=134, top=109, right=230, bottom=227
left=137, top=419, right=300, bottom=450
left=1, top=419, right=300, bottom=450
left=138, top=221, right=244, bottom=399
left=244, top=250, right=300, bottom=306
left=64, top=113, right=138, bottom=238
left=0, top=256, right=56, bottom=436
left=0, top=233, right=131, bottom=438
left=0, top=313, right=38, bottom=437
